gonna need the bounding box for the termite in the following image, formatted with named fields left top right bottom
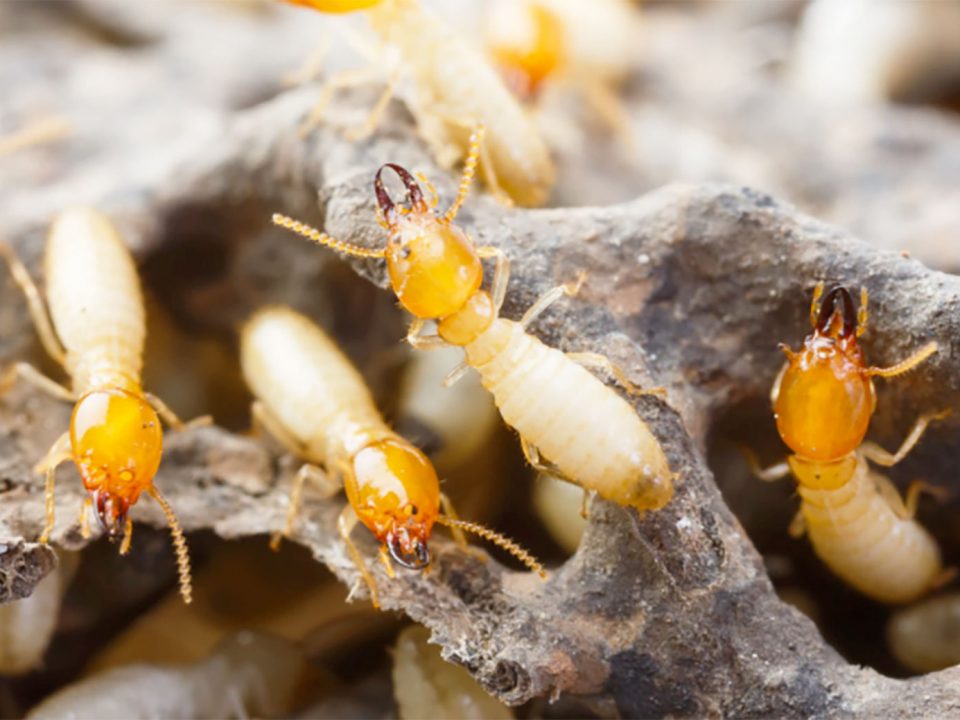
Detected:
left=886, top=591, right=960, bottom=673
left=750, top=282, right=948, bottom=604
left=485, top=0, right=638, bottom=135
left=281, top=0, right=555, bottom=207
left=0, top=208, right=199, bottom=604
left=272, top=126, right=674, bottom=513
left=240, top=305, right=545, bottom=608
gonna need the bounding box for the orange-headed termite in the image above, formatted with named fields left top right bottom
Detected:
left=749, top=283, right=948, bottom=604
left=272, top=126, right=675, bottom=514
left=281, top=0, right=555, bottom=207
left=0, top=208, right=202, bottom=604
left=240, top=305, right=545, bottom=608
left=485, top=0, right=638, bottom=136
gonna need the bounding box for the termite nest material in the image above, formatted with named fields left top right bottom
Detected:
left=3, top=1, right=960, bottom=718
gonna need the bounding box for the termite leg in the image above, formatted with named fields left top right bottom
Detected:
left=270, top=463, right=338, bottom=551
left=788, top=510, right=806, bottom=539
left=566, top=352, right=666, bottom=398
left=118, top=516, right=134, bottom=556
left=873, top=473, right=948, bottom=521
left=0, top=362, right=74, bottom=402
left=519, top=272, right=586, bottom=329
left=932, top=566, right=958, bottom=592
left=580, top=489, right=591, bottom=519
left=439, top=493, right=468, bottom=548
left=581, top=79, right=634, bottom=152
left=145, top=392, right=211, bottom=432
left=299, top=66, right=383, bottom=137
left=860, top=410, right=949, bottom=467
left=345, top=70, right=400, bottom=142
left=283, top=31, right=332, bottom=87
left=0, top=244, right=67, bottom=367
left=35, top=432, right=71, bottom=543
left=520, top=437, right=566, bottom=479
left=78, top=497, right=92, bottom=539
left=441, top=362, right=469, bottom=388
left=740, top=446, right=791, bottom=482
left=406, top=318, right=448, bottom=351
left=441, top=124, right=485, bottom=224
left=477, top=245, right=510, bottom=314
left=866, top=341, right=938, bottom=379
left=337, top=505, right=380, bottom=609
left=808, top=281, right=825, bottom=328
left=0, top=116, right=69, bottom=158
left=251, top=400, right=307, bottom=456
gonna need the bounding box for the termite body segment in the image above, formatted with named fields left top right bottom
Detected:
left=272, top=132, right=674, bottom=513
left=0, top=208, right=195, bottom=603
left=283, top=0, right=555, bottom=207
left=757, top=283, right=945, bottom=604
left=240, top=306, right=544, bottom=607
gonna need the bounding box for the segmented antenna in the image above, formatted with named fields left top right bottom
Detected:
left=272, top=214, right=385, bottom=259
left=149, top=487, right=194, bottom=604
left=441, top=124, right=485, bottom=224
left=435, top=515, right=547, bottom=579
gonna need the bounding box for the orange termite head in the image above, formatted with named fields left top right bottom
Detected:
left=281, top=0, right=382, bottom=12
left=773, top=286, right=875, bottom=462
left=374, top=164, right=483, bottom=320
left=347, top=437, right=441, bottom=570
left=487, top=0, right=565, bottom=100
left=70, top=388, right=163, bottom=539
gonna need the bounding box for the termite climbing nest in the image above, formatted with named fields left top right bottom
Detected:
left=3, top=1, right=960, bottom=718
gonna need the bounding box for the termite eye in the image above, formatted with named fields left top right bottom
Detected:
left=410, top=504, right=418, bottom=515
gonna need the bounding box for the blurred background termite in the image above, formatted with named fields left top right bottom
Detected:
left=281, top=0, right=555, bottom=206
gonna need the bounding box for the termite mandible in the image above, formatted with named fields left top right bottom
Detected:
left=0, top=208, right=201, bottom=604
left=241, top=305, right=545, bottom=608
left=281, top=0, right=555, bottom=207
left=272, top=125, right=675, bottom=514
left=750, top=283, right=949, bottom=604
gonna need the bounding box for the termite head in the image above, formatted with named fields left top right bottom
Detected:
left=348, top=437, right=440, bottom=570
left=70, top=388, right=163, bottom=538
left=281, top=0, right=382, bottom=13
left=773, top=285, right=875, bottom=461
left=375, top=164, right=483, bottom=320
left=487, top=0, right=564, bottom=100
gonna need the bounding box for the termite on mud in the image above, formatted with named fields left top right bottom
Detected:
left=0, top=208, right=201, bottom=604
left=272, top=126, right=675, bottom=514
left=240, top=305, right=545, bottom=608
left=749, top=283, right=949, bottom=604
left=280, top=0, right=555, bottom=207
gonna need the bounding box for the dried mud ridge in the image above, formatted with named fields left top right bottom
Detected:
left=2, top=89, right=960, bottom=717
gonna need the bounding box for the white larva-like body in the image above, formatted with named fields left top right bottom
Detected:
left=799, top=454, right=942, bottom=605
left=887, top=592, right=960, bottom=673
left=44, top=208, right=145, bottom=395
left=241, top=307, right=388, bottom=463
left=367, top=0, right=554, bottom=206
left=465, top=318, right=672, bottom=510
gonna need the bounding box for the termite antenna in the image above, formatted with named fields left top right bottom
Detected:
left=148, top=486, right=194, bottom=604
left=272, top=213, right=385, bottom=259
left=434, top=515, right=547, bottom=579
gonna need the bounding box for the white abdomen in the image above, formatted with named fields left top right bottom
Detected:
left=44, top=208, right=145, bottom=395
left=801, top=457, right=942, bottom=604
left=465, top=319, right=672, bottom=510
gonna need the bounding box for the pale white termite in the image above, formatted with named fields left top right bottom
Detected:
left=887, top=592, right=960, bottom=673
left=26, top=631, right=308, bottom=720
left=0, top=207, right=202, bottom=603
left=392, top=625, right=513, bottom=720
left=282, top=0, right=555, bottom=207
left=0, top=551, right=78, bottom=675
left=240, top=305, right=545, bottom=608
left=749, top=283, right=948, bottom=604
left=272, top=127, right=675, bottom=513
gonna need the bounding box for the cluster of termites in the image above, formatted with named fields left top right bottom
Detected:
left=2, top=0, right=957, bottom=709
